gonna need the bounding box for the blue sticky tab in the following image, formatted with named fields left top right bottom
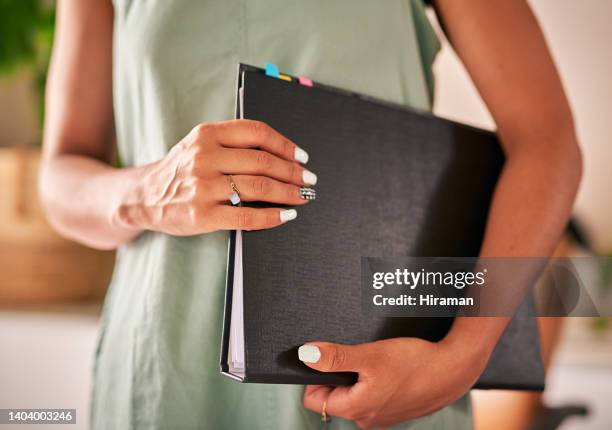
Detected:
left=264, top=63, right=280, bottom=78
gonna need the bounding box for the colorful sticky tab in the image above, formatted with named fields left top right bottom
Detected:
left=278, top=74, right=292, bottom=82
left=298, top=76, right=313, bottom=87
left=264, top=63, right=280, bottom=78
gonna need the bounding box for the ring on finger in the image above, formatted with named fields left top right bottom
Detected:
left=228, top=175, right=241, bottom=206
left=299, top=187, right=317, bottom=201
left=321, top=399, right=331, bottom=423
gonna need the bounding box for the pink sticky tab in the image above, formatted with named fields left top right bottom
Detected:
left=298, top=76, right=313, bottom=87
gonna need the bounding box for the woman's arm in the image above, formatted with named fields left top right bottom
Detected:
left=40, top=0, right=134, bottom=249
left=436, top=0, right=582, bottom=364
left=41, top=0, right=314, bottom=251
left=301, top=1, right=582, bottom=428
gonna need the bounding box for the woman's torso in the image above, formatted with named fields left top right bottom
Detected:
left=93, top=1, right=471, bottom=428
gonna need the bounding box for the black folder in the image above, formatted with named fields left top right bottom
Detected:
left=221, top=64, right=545, bottom=390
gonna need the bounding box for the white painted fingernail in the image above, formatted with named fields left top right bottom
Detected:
left=294, top=147, right=309, bottom=164
left=298, top=345, right=321, bottom=363
left=280, top=209, right=297, bottom=223
left=302, top=169, right=318, bottom=186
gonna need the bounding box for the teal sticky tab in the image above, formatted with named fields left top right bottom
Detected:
left=264, top=63, right=280, bottom=78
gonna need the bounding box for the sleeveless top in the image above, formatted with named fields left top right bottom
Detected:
left=92, top=1, right=472, bottom=428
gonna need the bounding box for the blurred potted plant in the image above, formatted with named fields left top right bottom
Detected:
left=0, top=0, right=54, bottom=121
left=0, top=0, right=114, bottom=303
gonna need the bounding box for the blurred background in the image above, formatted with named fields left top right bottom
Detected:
left=0, top=0, right=610, bottom=429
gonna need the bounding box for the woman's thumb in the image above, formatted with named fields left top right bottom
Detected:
left=298, top=342, right=363, bottom=373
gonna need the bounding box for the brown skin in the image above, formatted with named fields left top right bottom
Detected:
left=113, top=120, right=316, bottom=235
left=40, top=0, right=581, bottom=429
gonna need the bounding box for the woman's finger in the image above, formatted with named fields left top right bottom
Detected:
left=303, top=385, right=357, bottom=420
left=211, top=119, right=309, bottom=164
left=213, top=147, right=317, bottom=186
left=210, top=206, right=297, bottom=231
left=302, top=385, right=333, bottom=415
left=209, top=175, right=314, bottom=205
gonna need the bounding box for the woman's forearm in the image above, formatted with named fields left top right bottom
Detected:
left=39, top=154, right=146, bottom=250
left=40, top=0, right=137, bottom=250
left=445, top=127, right=582, bottom=356
left=434, top=0, right=583, bottom=358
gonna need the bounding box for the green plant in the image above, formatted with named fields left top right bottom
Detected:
left=0, top=0, right=55, bottom=127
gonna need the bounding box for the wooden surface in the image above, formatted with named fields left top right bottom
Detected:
left=0, top=147, right=114, bottom=303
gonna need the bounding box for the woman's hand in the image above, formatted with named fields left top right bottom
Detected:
left=114, top=119, right=317, bottom=235
left=299, top=337, right=489, bottom=429
left=41, top=0, right=317, bottom=248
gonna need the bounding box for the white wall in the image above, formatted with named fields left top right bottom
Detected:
left=0, top=309, right=98, bottom=430
left=431, top=0, right=612, bottom=251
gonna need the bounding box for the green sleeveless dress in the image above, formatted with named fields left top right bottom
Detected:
left=93, top=1, right=472, bottom=428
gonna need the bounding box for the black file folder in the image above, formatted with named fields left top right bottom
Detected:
left=221, top=64, right=545, bottom=390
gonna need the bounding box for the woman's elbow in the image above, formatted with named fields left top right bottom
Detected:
left=37, top=159, right=63, bottom=233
